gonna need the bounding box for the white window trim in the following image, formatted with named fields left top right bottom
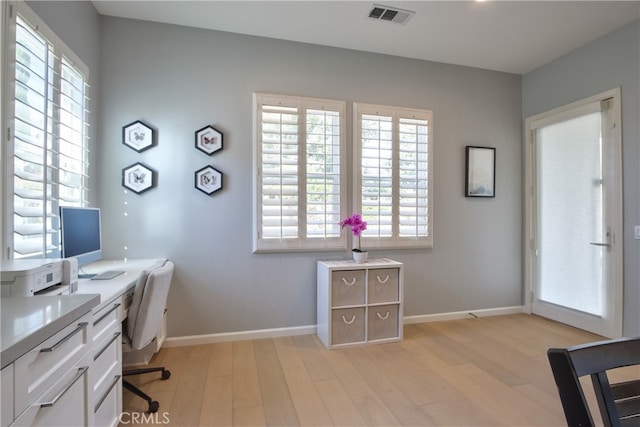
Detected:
left=1, top=2, right=6, bottom=259
left=354, top=103, right=434, bottom=249
left=253, top=93, right=347, bottom=253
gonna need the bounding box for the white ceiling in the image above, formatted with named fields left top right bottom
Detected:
left=92, top=1, right=640, bottom=75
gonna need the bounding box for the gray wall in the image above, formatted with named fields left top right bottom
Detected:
left=523, top=20, right=640, bottom=337
left=98, top=17, right=523, bottom=337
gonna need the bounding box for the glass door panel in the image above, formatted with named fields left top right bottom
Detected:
left=536, top=112, right=604, bottom=316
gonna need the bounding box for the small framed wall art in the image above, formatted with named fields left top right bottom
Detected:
left=194, top=165, right=223, bottom=195
left=122, top=120, right=155, bottom=152
left=195, top=125, right=223, bottom=155
left=465, top=146, right=496, bottom=198
left=122, top=162, right=156, bottom=194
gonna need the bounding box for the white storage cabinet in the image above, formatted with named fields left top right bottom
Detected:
left=317, top=259, right=403, bottom=349
left=10, top=312, right=94, bottom=426
left=2, top=365, right=14, bottom=427
left=91, top=288, right=134, bottom=427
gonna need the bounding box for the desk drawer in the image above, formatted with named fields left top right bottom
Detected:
left=92, top=301, right=123, bottom=427
left=93, top=331, right=121, bottom=393
left=93, top=301, right=122, bottom=345
left=2, top=365, right=14, bottom=426
left=14, top=312, right=92, bottom=417
left=12, top=360, right=90, bottom=427
left=94, top=364, right=121, bottom=427
left=122, top=288, right=134, bottom=314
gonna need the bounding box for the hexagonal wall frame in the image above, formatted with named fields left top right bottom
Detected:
left=195, top=125, right=223, bottom=155
left=122, top=120, right=155, bottom=152
left=122, top=162, right=156, bottom=194
left=194, top=165, right=223, bottom=195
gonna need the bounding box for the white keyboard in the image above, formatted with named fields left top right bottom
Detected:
left=90, top=270, right=125, bottom=280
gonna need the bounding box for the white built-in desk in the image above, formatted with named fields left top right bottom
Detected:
left=76, top=259, right=163, bottom=311
left=76, top=259, right=163, bottom=427
left=1, top=258, right=163, bottom=427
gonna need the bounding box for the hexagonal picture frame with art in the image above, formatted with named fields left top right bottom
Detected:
left=122, top=162, right=156, bottom=194
left=122, top=120, right=155, bottom=152
left=194, top=165, right=223, bottom=195
left=195, top=125, right=223, bottom=155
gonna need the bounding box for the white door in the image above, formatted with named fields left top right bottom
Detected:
left=525, top=88, right=623, bottom=338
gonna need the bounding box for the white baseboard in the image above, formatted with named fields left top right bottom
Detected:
left=163, top=305, right=525, bottom=348
left=164, top=324, right=316, bottom=347
left=403, top=305, right=525, bottom=324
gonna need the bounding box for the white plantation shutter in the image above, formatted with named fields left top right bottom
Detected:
left=306, top=109, right=342, bottom=239
left=12, top=16, right=50, bottom=257
left=255, top=94, right=345, bottom=252
left=360, top=113, right=393, bottom=238
left=58, top=57, right=89, bottom=205
left=7, top=5, right=89, bottom=259
left=260, top=104, right=299, bottom=240
left=355, top=104, right=433, bottom=249
left=398, top=117, right=430, bottom=238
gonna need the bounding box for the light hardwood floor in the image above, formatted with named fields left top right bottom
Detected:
left=120, top=314, right=629, bottom=426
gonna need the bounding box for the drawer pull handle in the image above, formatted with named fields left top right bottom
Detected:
left=94, top=331, right=122, bottom=361
left=376, top=274, right=390, bottom=284
left=40, top=366, right=88, bottom=408
left=341, top=277, right=356, bottom=287
left=94, top=303, right=121, bottom=326
left=342, top=314, right=356, bottom=324
left=40, top=322, right=88, bottom=353
left=94, top=374, right=121, bottom=413
left=376, top=311, right=390, bottom=320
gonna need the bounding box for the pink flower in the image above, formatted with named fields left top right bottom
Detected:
left=340, top=214, right=367, bottom=250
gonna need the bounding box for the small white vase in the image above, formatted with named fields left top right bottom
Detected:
left=352, top=250, right=368, bottom=263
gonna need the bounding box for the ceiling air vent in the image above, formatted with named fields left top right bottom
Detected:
left=368, top=4, right=415, bottom=25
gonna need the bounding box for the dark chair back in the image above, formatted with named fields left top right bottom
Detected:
left=547, top=337, right=640, bottom=427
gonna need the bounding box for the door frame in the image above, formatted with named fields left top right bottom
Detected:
left=523, top=87, right=624, bottom=338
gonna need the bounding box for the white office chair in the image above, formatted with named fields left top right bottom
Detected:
left=122, top=259, right=174, bottom=413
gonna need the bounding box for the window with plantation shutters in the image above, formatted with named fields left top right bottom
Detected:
left=354, top=103, right=433, bottom=249
left=254, top=94, right=346, bottom=252
left=6, top=4, right=89, bottom=259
